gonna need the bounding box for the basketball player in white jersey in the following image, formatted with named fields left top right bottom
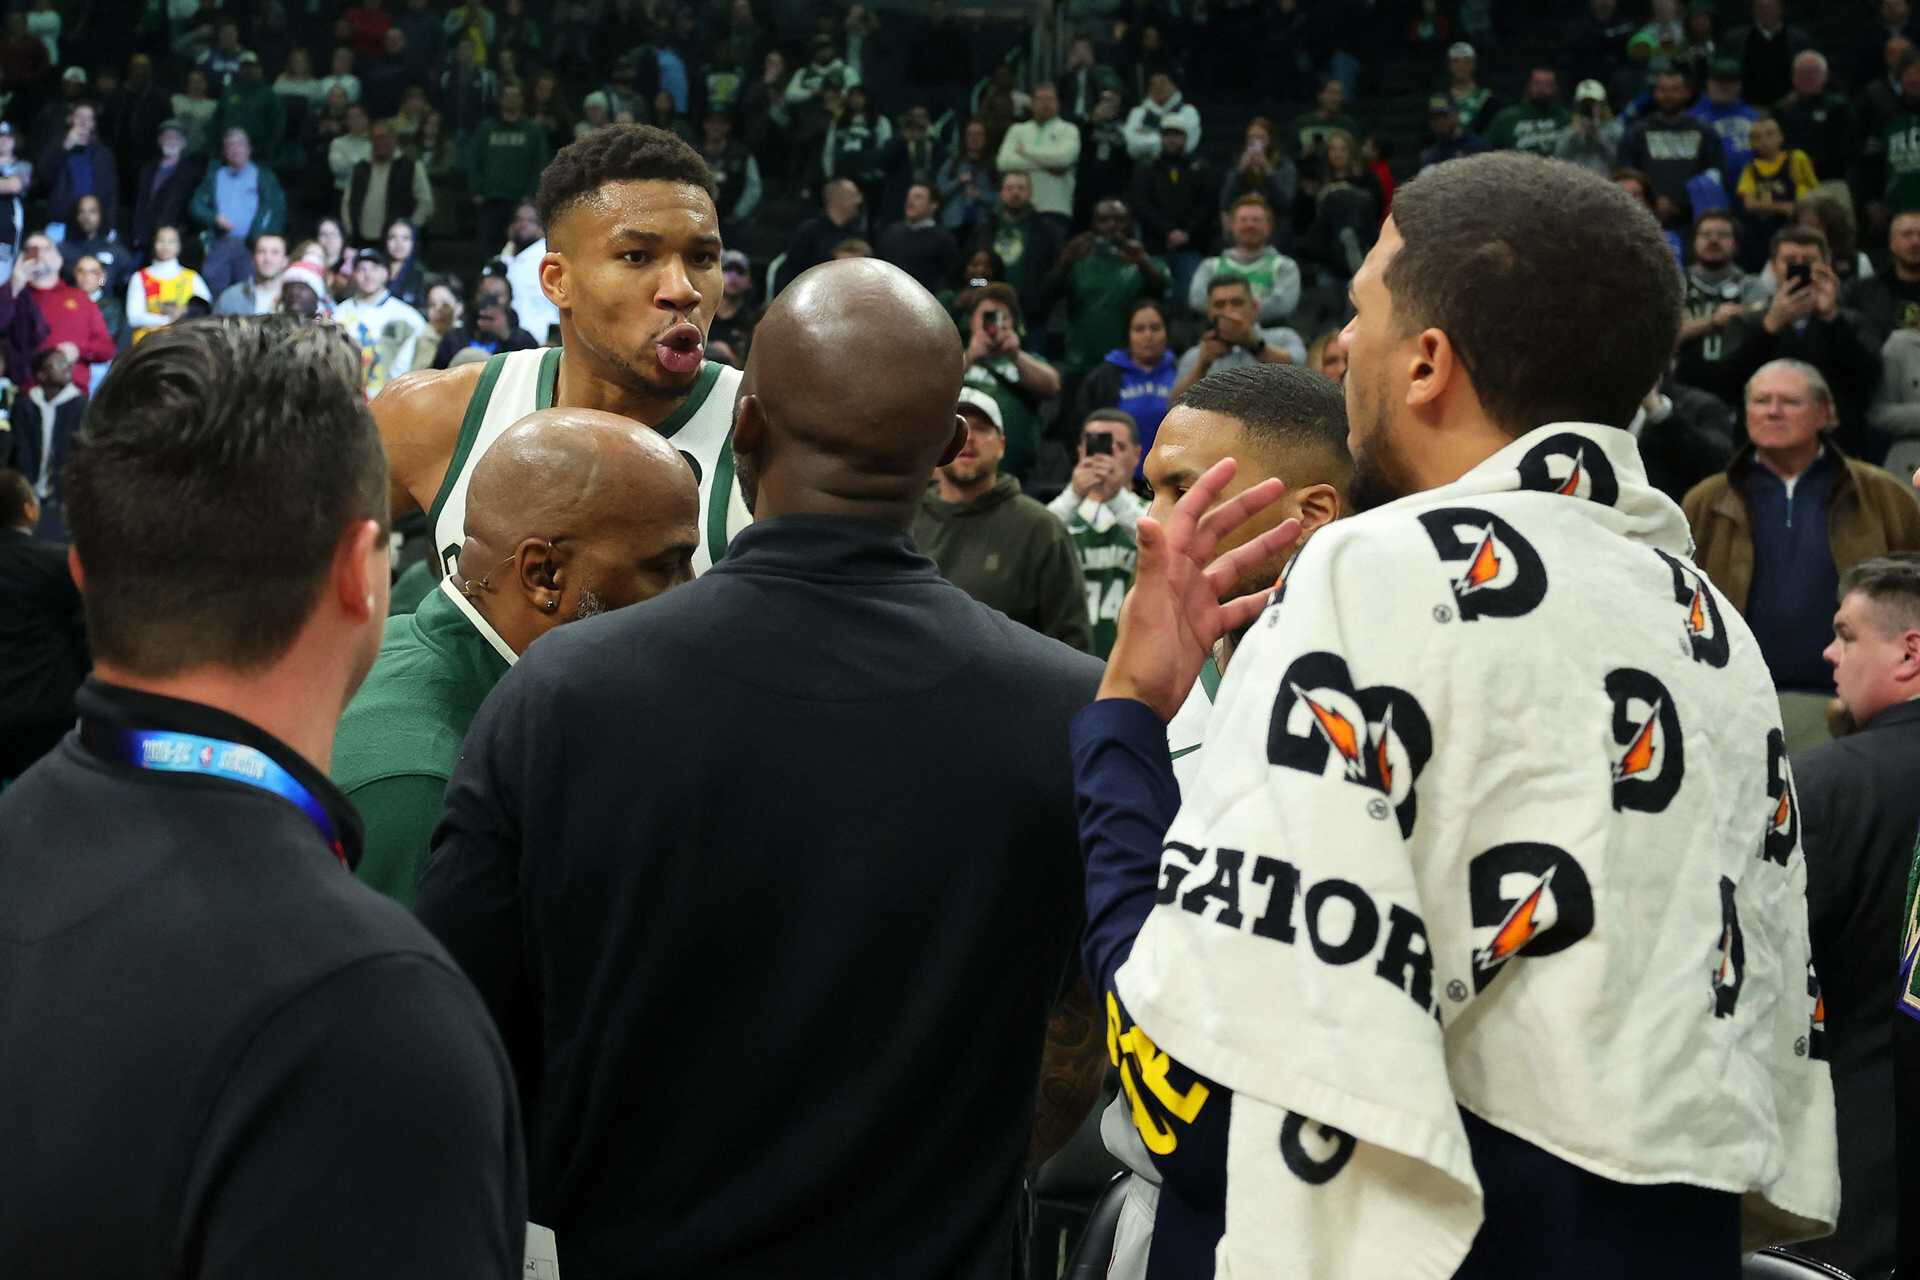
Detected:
left=375, top=125, right=750, bottom=578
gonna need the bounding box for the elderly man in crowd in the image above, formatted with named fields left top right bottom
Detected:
left=1684, top=358, right=1920, bottom=747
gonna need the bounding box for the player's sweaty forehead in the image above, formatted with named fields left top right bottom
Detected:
left=554, top=179, right=719, bottom=254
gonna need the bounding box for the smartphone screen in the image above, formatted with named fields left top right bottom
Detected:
left=1787, top=261, right=1812, bottom=289
left=1085, top=432, right=1114, bottom=456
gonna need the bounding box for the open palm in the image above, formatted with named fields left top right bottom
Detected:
left=1099, top=458, right=1302, bottom=721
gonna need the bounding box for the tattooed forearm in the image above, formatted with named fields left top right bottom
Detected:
left=1029, top=976, right=1107, bottom=1169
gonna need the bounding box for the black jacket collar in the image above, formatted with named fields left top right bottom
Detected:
left=1864, top=699, right=1920, bottom=735
left=710, top=514, right=942, bottom=586
left=75, top=678, right=365, bottom=870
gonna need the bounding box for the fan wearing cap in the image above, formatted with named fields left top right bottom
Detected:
left=333, top=244, right=429, bottom=397
left=1442, top=42, right=1496, bottom=134
left=1486, top=66, right=1572, bottom=156
left=708, top=247, right=759, bottom=365
left=1554, top=79, right=1626, bottom=174
left=210, top=51, right=287, bottom=172
left=911, top=386, right=1092, bottom=652
left=1418, top=94, right=1487, bottom=172
left=1692, top=56, right=1761, bottom=183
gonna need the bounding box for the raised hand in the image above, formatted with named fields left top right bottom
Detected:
left=1098, top=457, right=1300, bottom=721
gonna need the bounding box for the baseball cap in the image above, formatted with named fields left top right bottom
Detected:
left=238, top=50, right=261, bottom=65
left=62, top=66, right=87, bottom=84
left=0, top=122, right=14, bottom=137
left=1447, top=41, right=1475, bottom=61
left=479, top=259, right=512, bottom=281
left=350, top=245, right=390, bottom=270
left=956, top=387, right=1003, bottom=432
left=721, top=248, right=750, bottom=273
left=1575, top=79, right=1608, bottom=103
left=1427, top=94, right=1458, bottom=115
left=157, top=117, right=186, bottom=138
left=1708, top=55, right=1742, bottom=80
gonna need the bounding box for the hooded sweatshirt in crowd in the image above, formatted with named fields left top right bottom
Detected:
left=1076, top=346, right=1178, bottom=477
left=911, top=473, right=1092, bottom=653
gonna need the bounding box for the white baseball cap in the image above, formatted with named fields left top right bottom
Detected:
left=956, top=387, right=1004, bottom=433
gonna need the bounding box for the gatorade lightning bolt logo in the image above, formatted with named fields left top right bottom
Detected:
left=1654, top=548, right=1729, bottom=669
left=1517, top=431, right=1620, bottom=506
left=1806, top=961, right=1828, bottom=1060
left=1467, top=842, right=1596, bottom=993
left=1606, top=668, right=1685, bottom=813
left=1713, top=876, right=1746, bottom=1018
left=1268, top=652, right=1434, bottom=839
left=1417, top=508, right=1548, bottom=621
left=1761, top=728, right=1799, bottom=867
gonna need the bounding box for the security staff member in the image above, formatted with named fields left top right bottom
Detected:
left=0, top=317, right=526, bottom=1277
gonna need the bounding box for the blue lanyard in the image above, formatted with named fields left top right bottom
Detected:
left=93, top=728, right=347, bottom=869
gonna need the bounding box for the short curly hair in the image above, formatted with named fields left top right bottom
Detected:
left=535, top=124, right=714, bottom=234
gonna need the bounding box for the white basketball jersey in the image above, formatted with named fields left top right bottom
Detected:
left=422, top=347, right=750, bottom=577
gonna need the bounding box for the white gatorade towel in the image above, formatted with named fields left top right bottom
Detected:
left=1115, top=422, right=1839, bottom=1278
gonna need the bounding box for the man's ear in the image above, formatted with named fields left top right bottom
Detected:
left=537, top=247, right=566, bottom=310
left=1900, top=628, right=1920, bottom=685
left=1405, top=327, right=1456, bottom=414
left=1292, top=481, right=1342, bottom=535
left=938, top=414, right=967, bottom=466
left=516, top=537, right=563, bottom=614
left=335, top=518, right=383, bottom=621
left=733, top=392, right=766, bottom=454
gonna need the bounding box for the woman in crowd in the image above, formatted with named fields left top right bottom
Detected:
left=71, top=253, right=124, bottom=390
left=385, top=219, right=428, bottom=310
left=939, top=247, right=1004, bottom=326
left=125, top=225, right=211, bottom=344
left=937, top=118, right=996, bottom=234
left=1075, top=298, right=1179, bottom=472
left=528, top=71, right=575, bottom=152
left=171, top=68, right=218, bottom=156
left=652, top=89, right=696, bottom=145
left=1298, top=129, right=1381, bottom=286
left=312, top=217, right=353, bottom=299
left=274, top=47, right=326, bottom=107
left=423, top=278, right=462, bottom=351
left=822, top=83, right=891, bottom=201
left=319, top=46, right=361, bottom=105
left=1220, top=116, right=1298, bottom=230
left=60, top=194, right=128, bottom=292
left=1307, top=327, right=1349, bottom=384
left=738, top=48, right=793, bottom=187
left=1795, top=192, right=1872, bottom=284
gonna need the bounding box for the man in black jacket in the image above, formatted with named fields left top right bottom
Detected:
left=776, top=176, right=866, bottom=294
left=1132, top=121, right=1213, bottom=303
left=1795, top=553, right=1920, bottom=1280
left=418, top=258, right=1107, bottom=1279
left=0, top=468, right=84, bottom=780
left=131, top=119, right=200, bottom=258
left=0, top=317, right=526, bottom=1276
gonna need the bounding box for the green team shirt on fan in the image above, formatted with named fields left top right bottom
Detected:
left=1486, top=100, right=1571, bottom=155
left=1064, top=496, right=1138, bottom=658
left=1885, top=111, right=1920, bottom=214
left=421, top=347, right=752, bottom=580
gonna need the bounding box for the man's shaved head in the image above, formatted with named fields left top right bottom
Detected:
left=732, top=258, right=966, bottom=523
left=458, top=407, right=700, bottom=652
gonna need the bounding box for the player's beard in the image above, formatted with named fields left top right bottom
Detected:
left=733, top=440, right=759, bottom=516
left=1347, top=367, right=1418, bottom=514
left=569, top=587, right=606, bottom=623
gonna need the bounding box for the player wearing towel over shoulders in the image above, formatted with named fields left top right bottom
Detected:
left=374, top=124, right=750, bottom=581
left=1073, top=152, right=1839, bottom=1278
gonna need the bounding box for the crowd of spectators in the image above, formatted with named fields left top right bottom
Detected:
left=6, top=2, right=1920, bottom=1276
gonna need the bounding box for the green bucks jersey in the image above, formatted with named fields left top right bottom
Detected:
left=1064, top=497, right=1138, bottom=658
left=422, top=347, right=751, bottom=579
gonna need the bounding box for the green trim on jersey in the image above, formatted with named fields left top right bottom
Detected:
left=653, top=360, right=722, bottom=439
left=1198, top=654, right=1222, bottom=701
left=707, top=438, right=737, bottom=566
left=428, top=352, right=509, bottom=534
left=534, top=344, right=561, bottom=410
